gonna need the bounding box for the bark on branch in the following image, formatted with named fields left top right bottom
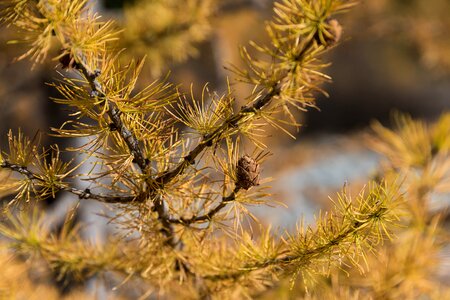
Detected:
left=169, top=186, right=241, bottom=225
left=0, top=161, right=136, bottom=203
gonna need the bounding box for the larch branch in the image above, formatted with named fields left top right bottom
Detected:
left=0, top=161, right=136, bottom=203
left=169, top=186, right=241, bottom=225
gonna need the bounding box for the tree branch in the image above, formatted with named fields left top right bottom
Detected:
left=155, top=86, right=281, bottom=187
left=70, top=56, right=178, bottom=244
left=169, top=186, right=241, bottom=225
left=153, top=36, right=316, bottom=194
left=204, top=216, right=380, bottom=281
left=0, top=161, right=136, bottom=204
left=75, top=58, right=149, bottom=171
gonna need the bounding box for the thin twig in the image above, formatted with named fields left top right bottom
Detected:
left=75, top=59, right=149, bottom=171
left=156, top=86, right=281, bottom=187
left=0, top=161, right=136, bottom=203
left=169, top=186, right=241, bottom=225
left=203, top=218, right=371, bottom=281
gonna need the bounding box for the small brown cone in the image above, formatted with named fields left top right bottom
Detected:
left=235, top=155, right=260, bottom=190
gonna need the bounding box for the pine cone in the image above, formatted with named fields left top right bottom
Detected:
left=235, top=155, right=260, bottom=190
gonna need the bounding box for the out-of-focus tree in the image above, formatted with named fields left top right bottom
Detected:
left=356, top=0, right=450, bottom=74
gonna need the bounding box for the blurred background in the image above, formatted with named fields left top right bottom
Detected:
left=1, top=0, right=449, bottom=231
